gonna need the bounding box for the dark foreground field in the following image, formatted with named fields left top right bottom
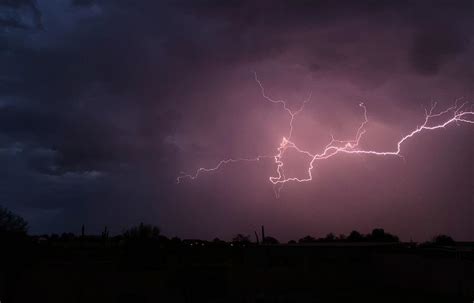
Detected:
left=1, top=238, right=473, bottom=303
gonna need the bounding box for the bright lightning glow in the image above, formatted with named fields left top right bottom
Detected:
left=177, top=73, right=474, bottom=197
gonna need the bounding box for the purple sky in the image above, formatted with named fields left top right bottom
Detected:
left=0, top=0, right=473, bottom=241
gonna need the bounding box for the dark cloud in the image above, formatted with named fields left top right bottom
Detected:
left=0, top=0, right=43, bottom=29
left=71, top=0, right=95, bottom=7
left=411, top=24, right=470, bottom=75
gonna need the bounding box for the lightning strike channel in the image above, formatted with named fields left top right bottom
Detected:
left=177, top=73, right=474, bottom=198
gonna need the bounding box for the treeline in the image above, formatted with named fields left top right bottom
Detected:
left=230, top=228, right=399, bottom=245
left=0, top=205, right=457, bottom=247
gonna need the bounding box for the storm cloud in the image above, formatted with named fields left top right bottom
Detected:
left=0, top=0, right=473, bottom=240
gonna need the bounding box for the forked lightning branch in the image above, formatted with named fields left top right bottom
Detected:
left=177, top=73, right=474, bottom=197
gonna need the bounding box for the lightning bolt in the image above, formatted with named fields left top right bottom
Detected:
left=177, top=73, right=474, bottom=197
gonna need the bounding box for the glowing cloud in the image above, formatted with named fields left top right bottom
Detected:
left=178, top=73, right=474, bottom=197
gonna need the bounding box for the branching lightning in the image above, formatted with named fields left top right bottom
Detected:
left=177, top=73, right=474, bottom=197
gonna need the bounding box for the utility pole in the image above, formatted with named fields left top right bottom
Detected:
left=254, top=231, right=260, bottom=244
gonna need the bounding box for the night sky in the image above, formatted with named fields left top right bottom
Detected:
left=1, top=0, right=473, bottom=241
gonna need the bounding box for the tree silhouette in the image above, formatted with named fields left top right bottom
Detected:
left=347, top=230, right=364, bottom=242
left=368, top=228, right=399, bottom=242
left=0, top=206, right=28, bottom=234
left=298, top=235, right=317, bottom=243
left=263, top=236, right=279, bottom=244
left=323, top=233, right=336, bottom=242
left=123, top=222, right=161, bottom=241
left=432, top=234, right=455, bottom=245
